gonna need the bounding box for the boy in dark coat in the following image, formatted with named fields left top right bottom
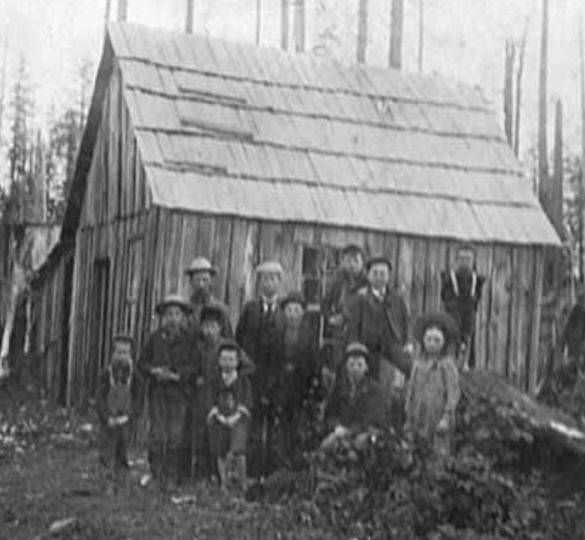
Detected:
left=323, top=245, right=369, bottom=371
left=96, top=335, right=144, bottom=492
left=235, top=260, right=285, bottom=477
left=323, top=342, right=387, bottom=448
left=207, top=339, right=253, bottom=492
left=273, top=292, right=321, bottom=463
left=138, top=295, right=198, bottom=491
left=440, top=244, right=485, bottom=370
left=348, top=256, right=411, bottom=380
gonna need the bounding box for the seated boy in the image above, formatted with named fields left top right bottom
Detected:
left=207, top=339, right=252, bottom=493
left=95, top=334, right=144, bottom=493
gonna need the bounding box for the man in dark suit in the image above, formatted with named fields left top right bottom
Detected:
left=348, top=256, right=411, bottom=381
left=235, top=260, right=286, bottom=477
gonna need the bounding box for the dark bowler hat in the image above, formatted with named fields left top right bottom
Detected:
left=200, top=305, right=225, bottom=324
left=217, top=338, right=241, bottom=356
left=184, top=257, right=218, bottom=276
left=365, top=256, right=393, bottom=272
left=345, top=341, right=369, bottom=359
left=112, top=333, right=134, bottom=346
left=341, top=244, right=365, bottom=258
left=414, top=311, right=459, bottom=347
left=155, top=294, right=194, bottom=316
left=280, top=291, right=306, bottom=310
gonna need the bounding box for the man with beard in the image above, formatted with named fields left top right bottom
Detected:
left=138, top=295, right=197, bottom=491
left=184, top=257, right=233, bottom=338
left=440, top=244, right=485, bottom=370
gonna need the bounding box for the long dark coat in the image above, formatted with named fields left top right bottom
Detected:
left=325, top=374, right=387, bottom=432
left=322, top=270, right=369, bottom=328
left=235, top=298, right=285, bottom=403
left=347, top=287, right=410, bottom=378
left=562, top=304, right=585, bottom=359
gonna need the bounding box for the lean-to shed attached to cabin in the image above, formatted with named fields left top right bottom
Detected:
left=31, top=23, right=559, bottom=406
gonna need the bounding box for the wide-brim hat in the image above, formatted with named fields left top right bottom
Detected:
left=365, top=256, right=393, bottom=272
left=341, top=243, right=365, bottom=258
left=155, top=294, right=194, bottom=316
left=184, top=256, right=218, bottom=276
left=345, top=341, right=369, bottom=359
left=414, top=311, right=459, bottom=346
left=200, top=304, right=224, bottom=324
left=255, top=260, right=284, bottom=275
left=280, top=291, right=306, bottom=310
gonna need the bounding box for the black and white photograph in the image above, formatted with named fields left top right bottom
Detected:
left=0, top=0, right=584, bottom=538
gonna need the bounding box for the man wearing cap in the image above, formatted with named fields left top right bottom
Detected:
left=440, top=243, right=485, bottom=370
left=322, top=244, right=369, bottom=372
left=185, top=257, right=233, bottom=338
left=235, top=260, right=286, bottom=476
left=138, top=294, right=198, bottom=490
left=348, top=256, right=411, bottom=380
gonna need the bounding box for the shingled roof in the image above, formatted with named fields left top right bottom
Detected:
left=104, top=22, right=558, bottom=246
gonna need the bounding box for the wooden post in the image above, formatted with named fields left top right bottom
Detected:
left=417, top=0, right=424, bottom=71
left=357, top=0, right=368, bottom=63
left=185, top=0, right=194, bottom=34
left=504, top=40, right=515, bottom=147
left=117, top=0, right=128, bottom=22
left=389, top=0, right=404, bottom=69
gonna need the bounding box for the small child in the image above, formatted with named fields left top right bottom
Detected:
left=404, top=313, right=460, bottom=460
left=95, top=335, right=144, bottom=492
left=207, top=339, right=252, bottom=492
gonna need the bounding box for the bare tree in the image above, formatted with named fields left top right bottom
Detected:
left=503, top=40, right=515, bottom=147
left=185, top=0, right=194, bottom=34
left=104, top=0, right=111, bottom=27
left=117, top=0, right=128, bottom=22
left=389, top=0, right=404, bottom=69
left=417, top=0, right=424, bottom=71
left=513, top=17, right=529, bottom=157
left=0, top=37, right=7, bottom=148
left=552, top=100, right=563, bottom=236
left=293, top=0, right=306, bottom=52
left=538, top=0, right=549, bottom=208
left=256, top=0, right=262, bottom=45
left=357, top=0, right=368, bottom=63
left=580, top=17, right=585, bottom=280
left=281, top=0, right=289, bottom=50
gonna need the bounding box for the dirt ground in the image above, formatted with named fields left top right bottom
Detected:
left=0, top=382, right=331, bottom=540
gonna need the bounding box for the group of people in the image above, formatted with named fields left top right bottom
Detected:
left=95, top=243, right=486, bottom=494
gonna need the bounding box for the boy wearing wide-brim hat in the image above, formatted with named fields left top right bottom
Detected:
left=185, top=256, right=233, bottom=339
left=405, top=311, right=460, bottom=460
left=235, top=260, right=286, bottom=477
left=138, top=294, right=198, bottom=491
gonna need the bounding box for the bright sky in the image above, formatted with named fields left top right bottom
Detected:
left=0, top=0, right=582, bottom=167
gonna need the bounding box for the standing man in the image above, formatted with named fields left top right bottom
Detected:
left=440, top=244, right=485, bottom=370
left=322, top=244, right=369, bottom=374
left=235, top=260, right=286, bottom=477
left=348, top=256, right=411, bottom=381
left=562, top=287, right=585, bottom=366
left=185, top=257, right=233, bottom=338
left=138, top=294, right=197, bottom=491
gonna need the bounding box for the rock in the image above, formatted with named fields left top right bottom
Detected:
left=171, top=495, right=198, bottom=505
left=140, top=474, right=151, bottom=487
left=49, top=517, right=77, bottom=535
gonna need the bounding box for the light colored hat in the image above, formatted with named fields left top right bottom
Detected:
left=155, top=294, right=193, bottom=315
left=185, top=257, right=217, bottom=276
left=345, top=341, right=369, bottom=359
left=255, top=260, right=283, bottom=275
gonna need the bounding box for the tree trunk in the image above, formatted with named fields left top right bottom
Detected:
left=580, top=19, right=585, bottom=282
left=104, top=0, right=111, bottom=27
left=356, top=0, right=368, bottom=64
left=504, top=40, right=515, bottom=147
left=513, top=18, right=529, bottom=157
left=389, top=0, right=404, bottom=69
left=417, top=0, right=424, bottom=71
left=552, top=100, right=563, bottom=237
left=0, top=259, right=25, bottom=379
left=185, top=0, right=194, bottom=34
left=117, top=0, right=128, bottom=22
left=281, top=0, right=289, bottom=50
left=538, top=0, right=549, bottom=210
left=0, top=37, right=7, bottom=150
left=256, top=0, right=262, bottom=45
left=293, top=0, right=306, bottom=52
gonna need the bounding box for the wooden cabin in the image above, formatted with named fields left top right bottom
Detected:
left=31, top=23, right=559, bottom=406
